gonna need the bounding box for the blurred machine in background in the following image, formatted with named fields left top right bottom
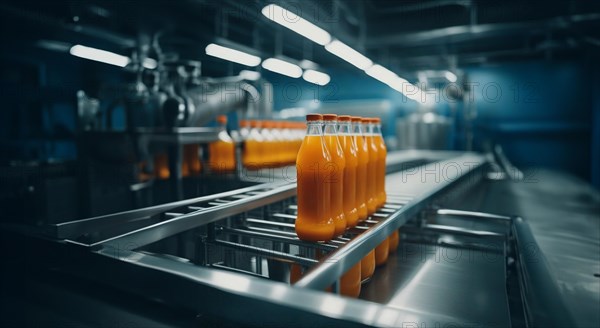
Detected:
left=0, top=1, right=599, bottom=327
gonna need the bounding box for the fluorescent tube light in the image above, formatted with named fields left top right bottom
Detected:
left=365, top=64, right=398, bottom=85
left=262, top=4, right=331, bottom=46
left=205, top=43, right=261, bottom=67
left=387, top=77, right=425, bottom=101
left=325, top=40, right=372, bottom=70
left=261, top=58, right=303, bottom=78
left=239, top=70, right=261, bottom=81
left=303, top=69, right=330, bottom=86
left=70, top=45, right=130, bottom=67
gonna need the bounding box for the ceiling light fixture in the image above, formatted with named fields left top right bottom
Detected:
left=325, top=40, right=372, bottom=70
left=261, top=4, right=332, bottom=46
left=205, top=43, right=261, bottom=67
left=70, top=45, right=129, bottom=67
left=303, top=69, right=330, bottom=86
left=262, top=58, right=303, bottom=78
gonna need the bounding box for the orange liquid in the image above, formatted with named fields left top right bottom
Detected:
left=366, top=135, right=379, bottom=215
left=354, top=134, right=369, bottom=221
left=188, top=145, right=202, bottom=175
left=340, top=135, right=359, bottom=228
left=375, top=238, right=390, bottom=266
left=360, top=250, right=376, bottom=281
left=389, top=230, right=399, bottom=253
left=154, top=153, right=170, bottom=179
left=209, top=140, right=235, bottom=172
left=325, top=135, right=346, bottom=237
left=340, top=261, right=361, bottom=298
left=296, top=135, right=335, bottom=242
left=243, top=139, right=262, bottom=169
left=289, top=263, right=303, bottom=284
left=376, top=135, right=387, bottom=208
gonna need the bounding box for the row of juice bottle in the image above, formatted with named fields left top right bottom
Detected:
left=152, top=116, right=307, bottom=179
left=240, top=120, right=305, bottom=168
left=153, top=115, right=236, bottom=178
left=294, top=114, right=400, bottom=298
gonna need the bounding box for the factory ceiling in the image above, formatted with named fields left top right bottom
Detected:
left=1, top=0, right=599, bottom=77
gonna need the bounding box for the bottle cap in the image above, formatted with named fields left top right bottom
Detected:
left=217, top=115, right=227, bottom=124
left=322, top=114, right=338, bottom=121
left=306, top=114, right=323, bottom=121
left=338, top=115, right=351, bottom=121
left=351, top=116, right=362, bottom=122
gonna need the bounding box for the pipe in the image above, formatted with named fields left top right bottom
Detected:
left=185, top=81, right=260, bottom=126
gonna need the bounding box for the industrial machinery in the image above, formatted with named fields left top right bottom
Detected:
left=3, top=149, right=598, bottom=327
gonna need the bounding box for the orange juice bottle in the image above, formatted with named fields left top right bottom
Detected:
left=363, top=118, right=379, bottom=216
left=352, top=116, right=369, bottom=221
left=289, top=263, right=303, bottom=284
left=243, top=120, right=263, bottom=169
left=295, top=114, right=334, bottom=242
left=287, top=122, right=298, bottom=164
left=183, top=144, right=201, bottom=176
left=340, top=261, right=361, bottom=298
left=337, top=115, right=359, bottom=228
left=209, top=115, right=236, bottom=172
left=260, top=120, right=276, bottom=167
left=375, top=238, right=389, bottom=266
left=323, top=114, right=346, bottom=237
left=361, top=249, right=376, bottom=281
left=239, top=120, right=250, bottom=141
left=154, top=153, right=170, bottom=179
left=268, top=121, right=285, bottom=166
left=374, top=118, right=387, bottom=208
left=389, top=230, right=400, bottom=253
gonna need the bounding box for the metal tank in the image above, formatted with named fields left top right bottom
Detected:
left=397, top=112, right=453, bottom=150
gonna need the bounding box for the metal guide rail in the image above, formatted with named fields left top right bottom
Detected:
left=52, top=153, right=488, bottom=287
left=33, top=151, right=579, bottom=327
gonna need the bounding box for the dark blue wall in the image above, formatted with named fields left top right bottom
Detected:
left=464, top=60, right=594, bottom=184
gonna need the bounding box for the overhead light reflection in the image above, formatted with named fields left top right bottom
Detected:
left=444, top=71, right=458, bottom=82
left=239, top=70, right=261, bottom=81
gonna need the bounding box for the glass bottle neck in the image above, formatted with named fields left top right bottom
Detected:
left=373, top=124, right=382, bottom=135
left=323, top=121, right=338, bottom=135
left=363, top=123, right=374, bottom=135
left=338, top=122, right=352, bottom=134
left=352, top=122, right=363, bottom=134
left=306, top=121, right=323, bottom=136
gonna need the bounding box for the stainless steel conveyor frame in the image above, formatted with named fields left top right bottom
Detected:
left=33, top=150, right=577, bottom=327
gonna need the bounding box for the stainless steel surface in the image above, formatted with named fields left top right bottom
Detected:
left=90, top=247, right=457, bottom=328
left=50, top=182, right=279, bottom=239
left=136, top=127, right=220, bottom=145
left=361, top=243, right=511, bottom=327
left=512, top=216, right=575, bottom=328
left=437, top=168, right=600, bottom=328
left=92, top=183, right=296, bottom=249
